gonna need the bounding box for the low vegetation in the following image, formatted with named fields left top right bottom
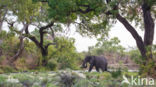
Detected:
left=0, top=70, right=142, bottom=87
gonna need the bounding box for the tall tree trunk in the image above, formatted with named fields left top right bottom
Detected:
left=142, top=2, right=154, bottom=59
left=105, top=0, right=148, bottom=62
left=40, top=46, right=48, bottom=66
left=116, top=14, right=147, bottom=60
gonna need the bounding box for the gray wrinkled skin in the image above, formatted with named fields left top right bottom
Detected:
left=81, top=56, right=108, bottom=72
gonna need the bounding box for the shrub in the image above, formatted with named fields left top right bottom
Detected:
left=0, top=55, right=6, bottom=64
left=111, top=68, right=122, bottom=78
left=0, top=75, right=7, bottom=85
left=47, top=59, right=58, bottom=71
left=74, top=79, right=93, bottom=87
left=14, top=58, right=28, bottom=71
left=0, top=65, right=16, bottom=73
left=0, top=69, right=4, bottom=74
left=48, top=37, right=80, bottom=70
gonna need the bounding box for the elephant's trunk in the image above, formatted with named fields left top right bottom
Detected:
left=81, top=61, right=87, bottom=68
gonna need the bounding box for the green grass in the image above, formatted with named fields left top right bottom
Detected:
left=0, top=70, right=155, bottom=87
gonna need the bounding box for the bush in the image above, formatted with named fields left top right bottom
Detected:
left=0, top=55, right=6, bottom=64
left=74, top=79, right=93, bottom=87
left=0, top=69, right=4, bottom=74
left=111, top=68, right=122, bottom=78
left=48, top=37, right=80, bottom=70
left=14, top=58, right=28, bottom=71
left=0, top=65, right=16, bottom=73
left=47, top=59, right=58, bottom=71
left=0, top=75, right=7, bottom=85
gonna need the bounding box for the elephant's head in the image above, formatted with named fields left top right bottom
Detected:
left=81, top=56, right=93, bottom=68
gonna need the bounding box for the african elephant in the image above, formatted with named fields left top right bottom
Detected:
left=81, top=56, right=108, bottom=72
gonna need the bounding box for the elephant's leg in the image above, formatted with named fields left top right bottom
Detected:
left=105, top=66, right=107, bottom=71
left=95, top=66, right=99, bottom=72
left=101, top=68, right=105, bottom=72
left=105, top=63, right=108, bottom=71
left=101, top=66, right=106, bottom=72
left=89, top=64, right=94, bottom=72
left=101, top=64, right=107, bottom=72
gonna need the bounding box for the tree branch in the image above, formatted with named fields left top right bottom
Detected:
left=116, top=14, right=147, bottom=59
left=77, top=7, right=95, bottom=14
left=24, top=24, right=40, bottom=48
left=45, top=43, right=56, bottom=50
left=71, top=3, right=95, bottom=14
left=50, top=27, right=55, bottom=41
left=39, top=22, right=54, bottom=46
left=10, top=23, right=27, bottom=62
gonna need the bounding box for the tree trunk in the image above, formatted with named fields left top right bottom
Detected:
left=116, top=14, right=147, bottom=60
left=41, top=46, right=48, bottom=65
left=10, top=36, right=24, bottom=62
left=10, top=24, right=27, bottom=63
left=0, top=21, right=3, bottom=32
left=142, top=2, right=154, bottom=59
left=115, top=1, right=155, bottom=76
left=25, top=22, right=54, bottom=66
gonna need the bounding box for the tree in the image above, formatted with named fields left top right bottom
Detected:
left=48, top=37, right=79, bottom=69
left=3, top=0, right=43, bottom=64
left=89, top=37, right=125, bottom=55
left=0, top=0, right=48, bottom=65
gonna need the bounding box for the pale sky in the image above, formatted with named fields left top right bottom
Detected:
left=68, top=21, right=156, bottom=52
left=3, top=21, right=156, bottom=52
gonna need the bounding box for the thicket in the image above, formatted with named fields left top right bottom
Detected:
left=0, top=30, right=82, bottom=73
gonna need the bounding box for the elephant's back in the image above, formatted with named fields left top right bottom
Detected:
left=96, top=56, right=107, bottom=61
left=95, top=56, right=107, bottom=65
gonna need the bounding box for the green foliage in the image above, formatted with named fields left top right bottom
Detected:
left=111, top=68, right=122, bottom=78
left=1, top=0, right=155, bottom=77
left=0, top=31, right=43, bottom=71
left=47, top=0, right=111, bottom=36
left=0, top=65, right=16, bottom=73
left=47, top=59, right=58, bottom=71
left=0, top=30, right=82, bottom=71
left=24, top=39, right=40, bottom=54
left=48, top=37, right=80, bottom=70
left=0, top=31, right=7, bottom=39
left=0, top=70, right=140, bottom=87
left=140, top=59, right=156, bottom=77
left=15, top=57, right=28, bottom=71
left=48, top=0, right=77, bottom=22
left=0, top=31, right=18, bottom=56
left=0, top=75, right=7, bottom=84
left=127, top=48, right=142, bottom=64
left=11, top=0, right=41, bottom=23
left=74, top=79, right=93, bottom=87
left=89, top=37, right=125, bottom=55
left=0, top=55, right=6, bottom=64
left=46, top=0, right=156, bottom=36
left=84, top=72, right=127, bottom=87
